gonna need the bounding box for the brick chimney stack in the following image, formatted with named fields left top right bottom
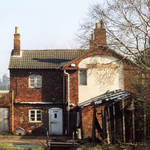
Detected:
left=90, top=20, right=106, bottom=49
left=13, top=27, right=20, bottom=56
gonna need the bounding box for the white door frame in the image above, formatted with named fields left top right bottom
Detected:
left=49, top=107, right=63, bottom=135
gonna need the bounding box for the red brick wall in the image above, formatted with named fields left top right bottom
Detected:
left=81, top=105, right=93, bottom=138
left=65, top=70, right=79, bottom=107
left=90, top=28, right=106, bottom=49
left=13, top=104, right=65, bottom=135
left=9, top=69, right=68, bottom=134
left=13, top=34, right=20, bottom=55
left=123, top=60, right=139, bottom=93
left=10, top=69, right=64, bottom=103
left=64, top=70, right=79, bottom=134
left=12, top=104, right=67, bottom=135
left=81, top=105, right=104, bottom=138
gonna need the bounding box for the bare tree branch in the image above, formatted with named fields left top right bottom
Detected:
left=77, top=0, right=150, bottom=72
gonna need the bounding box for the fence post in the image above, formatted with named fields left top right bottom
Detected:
left=106, top=106, right=111, bottom=144
left=102, top=108, right=106, bottom=139
left=113, top=102, right=116, bottom=143
left=132, top=99, right=135, bottom=143
left=144, top=102, right=146, bottom=142
left=122, top=99, right=126, bottom=143
left=92, top=105, right=96, bottom=144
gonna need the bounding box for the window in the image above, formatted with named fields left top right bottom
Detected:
left=29, top=75, right=42, bottom=88
left=79, top=69, right=87, bottom=85
left=29, top=109, right=42, bottom=123
left=54, top=113, right=57, bottom=118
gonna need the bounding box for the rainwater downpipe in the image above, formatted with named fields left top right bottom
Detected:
left=64, top=70, right=70, bottom=134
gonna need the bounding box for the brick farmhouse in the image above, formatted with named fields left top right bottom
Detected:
left=0, top=21, right=138, bottom=137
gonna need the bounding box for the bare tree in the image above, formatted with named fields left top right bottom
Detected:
left=0, top=74, right=10, bottom=90
left=78, top=0, right=150, bottom=72
left=77, top=0, right=150, bottom=141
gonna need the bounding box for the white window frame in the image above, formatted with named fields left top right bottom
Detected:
left=79, top=69, right=87, bottom=85
left=29, top=74, right=42, bottom=88
left=29, top=109, right=42, bottom=123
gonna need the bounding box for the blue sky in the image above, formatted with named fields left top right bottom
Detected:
left=0, top=0, right=102, bottom=79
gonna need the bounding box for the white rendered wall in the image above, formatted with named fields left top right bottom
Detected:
left=78, top=55, right=124, bottom=103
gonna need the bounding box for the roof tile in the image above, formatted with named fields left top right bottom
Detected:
left=9, top=49, right=88, bottom=69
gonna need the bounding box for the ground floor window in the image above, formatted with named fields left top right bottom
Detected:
left=29, top=109, right=42, bottom=123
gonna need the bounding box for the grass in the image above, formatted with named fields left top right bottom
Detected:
left=79, top=144, right=121, bottom=150
left=0, top=134, right=19, bottom=137
left=0, top=144, right=44, bottom=150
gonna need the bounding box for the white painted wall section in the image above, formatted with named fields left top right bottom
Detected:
left=78, top=55, right=124, bottom=103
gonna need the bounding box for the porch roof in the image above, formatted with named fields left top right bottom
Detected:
left=78, top=89, right=130, bottom=107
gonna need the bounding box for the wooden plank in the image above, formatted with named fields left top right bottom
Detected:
left=122, top=99, right=126, bottom=143
left=46, top=130, right=50, bottom=150
left=107, top=106, right=112, bottom=143
left=106, top=107, right=110, bottom=144
left=63, top=76, right=66, bottom=103
left=92, top=105, right=96, bottom=144
left=50, top=142, right=77, bottom=148
left=102, top=108, right=106, bottom=139
left=12, top=90, right=14, bottom=133
left=113, top=102, right=116, bottom=143
left=132, top=99, right=135, bottom=143
left=144, top=102, right=146, bottom=141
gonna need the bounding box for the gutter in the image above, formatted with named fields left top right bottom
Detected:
left=64, top=70, right=70, bottom=134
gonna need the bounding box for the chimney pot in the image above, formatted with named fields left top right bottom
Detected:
left=100, top=20, right=105, bottom=29
left=15, top=27, right=19, bottom=34
left=96, top=22, right=99, bottom=28
left=91, top=33, right=95, bottom=41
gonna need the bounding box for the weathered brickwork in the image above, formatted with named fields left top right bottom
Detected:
left=13, top=33, right=20, bottom=55
left=65, top=70, right=79, bottom=107
left=10, top=69, right=64, bottom=103
left=123, top=60, right=139, bottom=93
left=81, top=105, right=93, bottom=138
left=13, top=104, right=64, bottom=135
left=9, top=69, right=67, bottom=134
left=81, top=105, right=104, bottom=138
left=90, top=29, right=106, bottom=49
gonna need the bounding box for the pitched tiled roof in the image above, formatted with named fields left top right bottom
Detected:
left=9, top=49, right=88, bottom=69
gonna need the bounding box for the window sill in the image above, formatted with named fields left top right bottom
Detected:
left=29, top=122, right=42, bottom=123
left=29, top=87, right=42, bottom=89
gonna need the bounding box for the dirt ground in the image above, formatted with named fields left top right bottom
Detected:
left=0, top=135, right=71, bottom=146
left=2, top=135, right=149, bottom=150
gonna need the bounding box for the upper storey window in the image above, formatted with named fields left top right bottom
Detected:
left=79, top=69, right=87, bottom=85
left=29, top=75, right=42, bottom=88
